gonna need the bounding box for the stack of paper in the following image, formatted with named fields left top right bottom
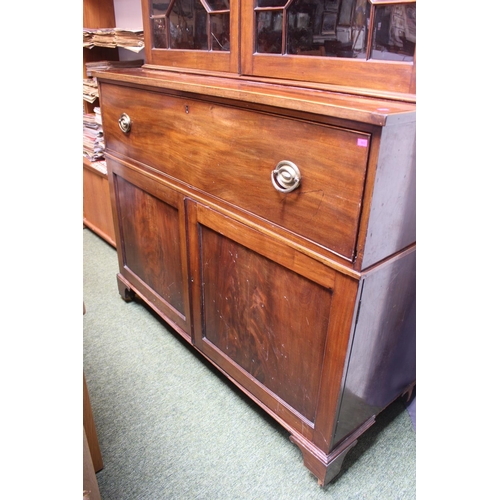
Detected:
left=114, top=28, right=145, bottom=53
left=92, top=28, right=116, bottom=49
left=83, top=29, right=95, bottom=48
left=83, top=112, right=105, bottom=162
left=83, top=78, right=99, bottom=103
left=83, top=28, right=144, bottom=52
left=85, top=59, right=143, bottom=77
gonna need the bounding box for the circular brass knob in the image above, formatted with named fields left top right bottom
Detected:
left=271, top=161, right=301, bottom=193
left=118, top=113, right=131, bottom=133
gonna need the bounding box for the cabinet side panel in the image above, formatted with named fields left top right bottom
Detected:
left=333, top=248, right=416, bottom=445
left=361, top=118, right=416, bottom=268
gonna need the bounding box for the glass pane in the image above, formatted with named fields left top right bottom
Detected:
left=152, top=1, right=172, bottom=15
left=255, top=0, right=373, bottom=58
left=371, top=4, right=415, bottom=61
left=170, top=0, right=208, bottom=49
left=257, top=0, right=287, bottom=6
left=286, top=0, right=317, bottom=55
left=256, top=11, right=282, bottom=53
left=153, top=17, right=167, bottom=48
left=210, top=13, right=230, bottom=51
left=318, top=0, right=369, bottom=58
left=194, top=6, right=209, bottom=49
left=204, top=0, right=230, bottom=11
left=338, top=0, right=355, bottom=25
left=150, top=0, right=234, bottom=52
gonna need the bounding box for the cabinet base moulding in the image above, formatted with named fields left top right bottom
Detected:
left=290, top=416, right=376, bottom=486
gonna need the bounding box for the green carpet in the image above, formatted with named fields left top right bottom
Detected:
left=83, top=228, right=416, bottom=499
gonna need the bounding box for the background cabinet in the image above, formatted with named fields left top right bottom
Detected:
left=83, top=0, right=118, bottom=247
left=83, top=161, right=116, bottom=247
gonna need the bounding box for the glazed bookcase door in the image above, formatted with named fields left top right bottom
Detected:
left=241, top=0, right=416, bottom=99
left=187, top=200, right=359, bottom=445
left=108, top=157, right=192, bottom=336
left=142, top=0, right=240, bottom=73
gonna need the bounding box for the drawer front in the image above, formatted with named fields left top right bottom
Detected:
left=100, top=83, right=370, bottom=260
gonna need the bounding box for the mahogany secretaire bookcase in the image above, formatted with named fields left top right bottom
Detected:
left=93, top=0, right=416, bottom=486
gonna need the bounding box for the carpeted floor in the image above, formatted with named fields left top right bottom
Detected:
left=83, top=228, right=416, bottom=499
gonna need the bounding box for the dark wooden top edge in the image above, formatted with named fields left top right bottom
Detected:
left=92, top=67, right=416, bottom=126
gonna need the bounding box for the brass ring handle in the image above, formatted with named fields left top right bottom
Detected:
left=271, top=161, right=301, bottom=193
left=118, top=113, right=131, bottom=133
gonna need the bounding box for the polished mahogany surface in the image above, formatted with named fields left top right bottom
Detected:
left=94, top=0, right=415, bottom=487
left=100, top=82, right=373, bottom=262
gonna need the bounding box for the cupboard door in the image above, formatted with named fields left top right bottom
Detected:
left=188, top=201, right=358, bottom=443
left=142, top=0, right=239, bottom=73
left=108, top=158, right=191, bottom=337
left=240, top=0, right=416, bottom=98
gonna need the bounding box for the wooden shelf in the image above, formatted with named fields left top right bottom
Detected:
left=83, top=0, right=117, bottom=249
left=83, top=156, right=107, bottom=178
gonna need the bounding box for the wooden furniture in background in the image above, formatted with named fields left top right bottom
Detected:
left=93, top=0, right=416, bottom=487
left=83, top=373, right=103, bottom=473
left=83, top=159, right=116, bottom=247
left=82, top=0, right=117, bottom=247
left=83, top=372, right=102, bottom=499
left=83, top=300, right=102, bottom=498
left=83, top=427, right=102, bottom=500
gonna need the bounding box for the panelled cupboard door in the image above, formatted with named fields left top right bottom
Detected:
left=187, top=200, right=359, bottom=447
left=108, top=157, right=191, bottom=336
left=240, top=0, right=416, bottom=99
left=142, top=0, right=239, bottom=73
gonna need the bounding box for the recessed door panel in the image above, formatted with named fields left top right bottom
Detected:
left=109, top=158, right=191, bottom=334
left=201, top=224, right=331, bottom=423
left=188, top=202, right=354, bottom=434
